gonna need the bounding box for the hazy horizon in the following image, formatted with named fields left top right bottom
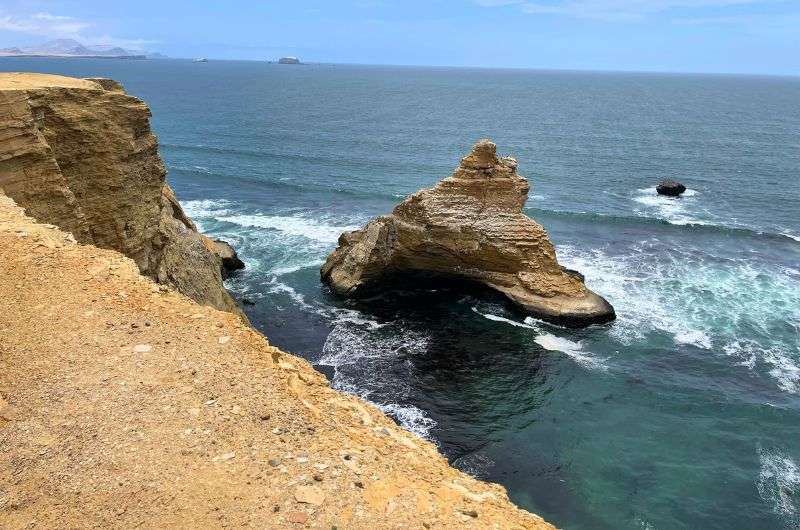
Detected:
left=1, top=1, right=798, bottom=76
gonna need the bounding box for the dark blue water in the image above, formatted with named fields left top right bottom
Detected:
left=3, top=58, right=799, bottom=530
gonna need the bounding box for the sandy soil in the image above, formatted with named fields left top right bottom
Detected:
left=0, top=192, right=554, bottom=529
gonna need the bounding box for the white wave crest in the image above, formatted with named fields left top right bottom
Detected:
left=319, top=322, right=435, bottom=438
left=218, top=214, right=358, bottom=243
left=534, top=333, right=607, bottom=370
left=472, top=307, right=538, bottom=329
left=181, top=198, right=232, bottom=219
left=673, top=330, right=712, bottom=349
left=632, top=187, right=708, bottom=226
left=557, top=243, right=800, bottom=393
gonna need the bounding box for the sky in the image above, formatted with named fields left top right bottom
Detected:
left=0, top=0, right=798, bottom=75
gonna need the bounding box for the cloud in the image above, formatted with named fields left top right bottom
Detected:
left=0, top=11, right=89, bottom=37
left=0, top=10, right=154, bottom=49
left=474, top=0, right=783, bottom=21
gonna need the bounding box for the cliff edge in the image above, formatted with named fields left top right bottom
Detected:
left=0, top=72, right=239, bottom=315
left=0, top=191, right=554, bottom=528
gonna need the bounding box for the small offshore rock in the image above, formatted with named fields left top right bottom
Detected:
left=656, top=179, right=687, bottom=196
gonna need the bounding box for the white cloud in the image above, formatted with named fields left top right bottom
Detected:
left=0, top=11, right=89, bottom=37
left=0, top=10, right=154, bottom=49
left=475, top=0, right=784, bottom=21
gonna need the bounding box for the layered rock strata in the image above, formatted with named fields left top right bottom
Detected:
left=0, top=73, right=239, bottom=315
left=322, top=140, right=615, bottom=327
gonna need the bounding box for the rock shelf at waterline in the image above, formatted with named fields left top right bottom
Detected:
left=321, top=139, right=616, bottom=328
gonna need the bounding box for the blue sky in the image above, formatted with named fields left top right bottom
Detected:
left=1, top=0, right=797, bottom=74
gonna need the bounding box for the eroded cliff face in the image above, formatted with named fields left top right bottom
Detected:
left=322, top=139, right=615, bottom=327
left=0, top=73, right=239, bottom=315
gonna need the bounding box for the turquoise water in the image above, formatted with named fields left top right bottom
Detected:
left=3, top=58, right=799, bottom=530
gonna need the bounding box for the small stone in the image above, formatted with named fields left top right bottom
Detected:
left=268, top=458, right=282, bottom=467
left=218, top=336, right=231, bottom=345
left=286, top=511, right=307, bottom=524
left=294, top=485, right=325, bottom=505
left=132, top=344, right=152, bottom=353
left=313, top=474, right=323, bottom=482
left=354, top=480, right=364, bottom=489
left=213, top=451, right=236, bottom=462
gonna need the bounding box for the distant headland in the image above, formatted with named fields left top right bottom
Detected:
left=0, top=39, right=164, bottom=59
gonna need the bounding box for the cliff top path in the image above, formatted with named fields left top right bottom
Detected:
left=0, top=191, right=554, bottom=529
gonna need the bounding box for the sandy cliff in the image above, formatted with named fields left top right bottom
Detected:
left=0, top=192, right=553, bottom=528
left=0, top=73, right=239, bottom=315
left=322, top=140, right=615, bottom=327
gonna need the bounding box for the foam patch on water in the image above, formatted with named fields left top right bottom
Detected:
left=632, top=187, right=710, bottom=226
left=534, top=333, right=607, bottom=370
left=218, top=214, right=358, bottom=243
left=557, top=243, right=800, bottom=394
left=758, top=446, right=800, bottom=527
left=453, top=452, right=495, bottom=479
left=673, top=330, right=712, bottom=349
left=264, top=277, right=312, bottom=309
left=319, top=321, right=436, bottom=439
left=472, top=307, right=538, bottom=329
left=181, top=198, right=233, bottom=219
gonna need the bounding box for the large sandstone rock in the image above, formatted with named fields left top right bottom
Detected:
left=321, top=140, right=615, bottom=327
left=0, top=73, right=241, bottom=315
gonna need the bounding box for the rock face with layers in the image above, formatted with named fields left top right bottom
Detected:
left=322, top=140, right=615, bottom=327
left=0, top=73, right=240, bottom=315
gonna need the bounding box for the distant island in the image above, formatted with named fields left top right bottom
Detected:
left=278, top=56, right=301, bottom=64
left=0, top=39, right=164, bottom=59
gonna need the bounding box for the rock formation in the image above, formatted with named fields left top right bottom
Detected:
left=206, top=238, right=246, bottom=278
left=656, top=179, right=687, bottom=197
left=0, top=191, right=554, bottom=529
left=322, top=140, right=615, bottom=327
left=0, top=73, right=240, bottom=315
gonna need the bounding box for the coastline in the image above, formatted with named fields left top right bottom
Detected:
left=0, top=72, right=554, bottom=528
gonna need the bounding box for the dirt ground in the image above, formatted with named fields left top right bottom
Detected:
left=0, top=192, right=554, bottom=529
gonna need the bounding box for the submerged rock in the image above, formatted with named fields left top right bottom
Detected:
left=656, top=179, right=687, bottom=196
left=321, top=139, right=615, bottom=327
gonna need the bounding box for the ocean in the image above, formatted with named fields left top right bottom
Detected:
left=3, top=57, right=799, bottom=530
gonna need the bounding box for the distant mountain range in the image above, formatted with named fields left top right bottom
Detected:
left=0, top=39, right=165, bottom=59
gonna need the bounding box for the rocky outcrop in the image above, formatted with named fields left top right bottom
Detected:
left=0, top=73, right=240, bottom=315
left=322, top=140, right=615, bottom=327
left=656, top=179, right=687, bottom=197
left=0, top=190, right=554, bottom=529
left=206, top=238, right=245, bottom=278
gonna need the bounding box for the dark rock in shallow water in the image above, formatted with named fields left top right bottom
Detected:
left=656, top=180, right=687, bottom=197
left=209, top=239, right=245, bottom=278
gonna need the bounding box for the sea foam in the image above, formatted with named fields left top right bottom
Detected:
left=758, top=446, right=800, bottom=527
left=218, top=214, right=358, bottom=243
